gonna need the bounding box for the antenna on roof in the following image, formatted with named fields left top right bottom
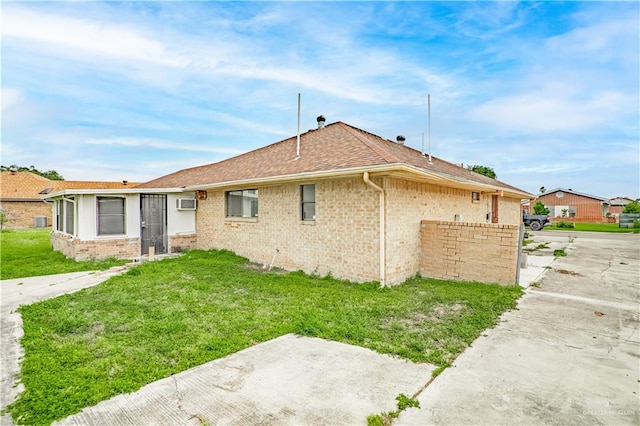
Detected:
left=421, top=132, right=425, bottom=156
left=427, top=93, right=433, bottom=165
left=295, top=93, right=301, bottom=160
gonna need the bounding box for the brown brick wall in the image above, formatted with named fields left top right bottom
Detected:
left=0, top=200, right=51, bottom=228
left=420, top=220, right=520, bottom=285
left=537, top=193, right=606, bottom=222
left=51, top=231, right=140, bottom=261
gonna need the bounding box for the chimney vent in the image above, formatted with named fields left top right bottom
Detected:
left=317, top=115, right=326, bottom=129
left=9, top=167, right=18, bottom=175
left=123, top=180, right=128, bottom=185
left=396, top=135, right=406, bottom=145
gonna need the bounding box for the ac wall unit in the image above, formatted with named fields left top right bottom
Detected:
left=176, top=198, right=197, bottom=210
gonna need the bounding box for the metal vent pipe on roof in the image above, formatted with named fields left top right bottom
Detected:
left=317, top=115, right=326, bottom=129
left=396, top=135, right=406, bottom=145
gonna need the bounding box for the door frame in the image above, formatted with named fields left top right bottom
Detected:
left=140, top=194, right=167, bottom=255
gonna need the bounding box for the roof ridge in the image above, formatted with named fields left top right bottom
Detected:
left=337, top=122, right=400, bottom=164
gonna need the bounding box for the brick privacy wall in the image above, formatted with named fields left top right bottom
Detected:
left=169, top=233, right=197, bottom=253
left=384, top=178, right=523, bottom=284
left=420, top=220, right=519, bottom=285
left=51, top=231, right=140, bottom=261
left=537, top=193, right=606, bottom=222
left=0, top=201, right=51, bottom=227
left=196, top=177, right=381, bottom=282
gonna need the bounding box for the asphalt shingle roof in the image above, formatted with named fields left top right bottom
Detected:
left=0, top=171, right=140, bottom=200
left=138, top=122, right=528, bottom=195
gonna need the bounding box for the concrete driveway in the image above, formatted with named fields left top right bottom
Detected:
left=399, top=231, right=640, bottom=425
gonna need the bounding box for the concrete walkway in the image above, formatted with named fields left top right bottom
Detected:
left=56, top=334, right=434, bottom=425
left=398, top=232, right=640, bottom=425
left=1, top=267, right=130, bottom=425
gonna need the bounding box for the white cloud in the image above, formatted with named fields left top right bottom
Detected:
left=84, top=137, right=244, bottom=155
left=2, top=7, right=190, bottom=68
left=1, top=87, right=24, bottom=112
left=468, top=88, right=633, bottom=133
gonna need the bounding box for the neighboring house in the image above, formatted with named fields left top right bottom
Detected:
left=44, top=119, right=532, bottom=285
left=608, top=196, right=634, bottom=218
left=1, top=171, right=53, bottom=227
left=535, top=188, right=610, bottom=222
left=0, top=170, right=139, bottom=227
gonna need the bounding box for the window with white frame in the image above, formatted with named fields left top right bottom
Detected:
left=55, top=197, right=75, bottom=234
left=301, top=184, right=315, bottom=220
left=226, top=189, right=258, bottom=218
left=64, top=198, right=75, bottom=235
left=55, top=200, right=63, bottom=232
left=97, top=197, right=126, bottom=235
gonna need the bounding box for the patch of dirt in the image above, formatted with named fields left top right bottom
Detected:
left=243, top=262, right=288, bottom=274
left=383, top=303, right=468, bottom=332
left=554, top=269, right=583, bottom=276
left=427, top=303, right=467, bottom=322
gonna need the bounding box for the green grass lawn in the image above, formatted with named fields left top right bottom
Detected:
left=7, top=249, right=522, bottom=425
left=0, top=228, right=126, bottom=280
left=545, top=222, right=640, bottom=233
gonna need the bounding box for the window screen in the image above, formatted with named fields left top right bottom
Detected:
left=64, top=198, right=75, bottom=235
left=226, top=189, right=258, bottom=218
left=301, top=184, right=315, bottom=220
left=98, top=197, right=125, bottom=235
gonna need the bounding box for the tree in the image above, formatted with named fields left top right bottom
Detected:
left=622, top=199, right=640, bottom=214
left=467, top=164, right=496, bottom=179
left=1, top=165, right=64, bottom=180
left=533, top=201, right=550, bottom=215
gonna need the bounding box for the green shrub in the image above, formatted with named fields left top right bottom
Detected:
left=633, top=220, right=640, bottom=229
left=622, top=200, right=640, bottom=214
left=533, top=201, right=550, bottom=215
left=556, top=221, right=575, bottom=229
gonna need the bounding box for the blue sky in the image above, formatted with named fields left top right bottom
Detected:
left=2, top=1, right=638, bottom=197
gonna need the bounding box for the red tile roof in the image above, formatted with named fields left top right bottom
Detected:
left=0, top=171, right=140, bottom=200
left=139, top=122, right=530, bottom=196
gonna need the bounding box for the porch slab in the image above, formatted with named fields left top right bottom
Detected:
left=56, top=334, right=435, bottom=425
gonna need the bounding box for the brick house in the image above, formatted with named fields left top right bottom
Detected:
left=1, top=171, right=52, bottom=227
left=44, top=120, right=532, bottom=285
left=0, top=170, right=137, bottom=227
left=608, top=197, right=634, bottom=219
left=535, top=188, right=610, bottom=222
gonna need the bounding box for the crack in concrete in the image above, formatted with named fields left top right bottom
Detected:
left=171, top=375, right=207, bottom=425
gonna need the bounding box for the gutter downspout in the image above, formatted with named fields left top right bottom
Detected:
left=363, top=172, right=385, bottom=288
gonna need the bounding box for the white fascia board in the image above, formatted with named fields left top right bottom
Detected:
left=41, top=187, right=186, bottom=200
left=185, top=163, right=532, bottom=198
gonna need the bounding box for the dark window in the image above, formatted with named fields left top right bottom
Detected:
left=471, top=191, right=480, bottom=202
left=97, top=197, right=125, bottom=235
left=55, top=200, right=62, bottom=232
left=226, top=189, right=258, bottom=218
left=301, top=184, right=315, bottom=220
